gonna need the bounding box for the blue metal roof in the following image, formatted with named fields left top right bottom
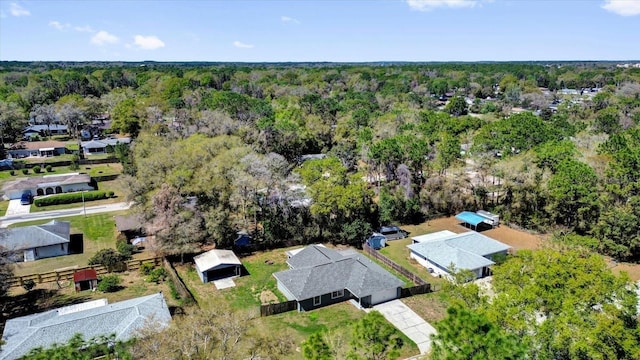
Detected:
left=455, top=211, right=486, bottom=226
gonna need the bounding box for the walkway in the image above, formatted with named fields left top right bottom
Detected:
left=0, top=201, right=132, bottom=228
left=368, top=299, right=437, bottom=355
left=5, top=199, right=31, bottom=216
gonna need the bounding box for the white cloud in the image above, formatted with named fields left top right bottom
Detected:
left=406, top=0, right=478, bottom=11
left=10, top=3, right=30, bottom=16
left=602, top=0, right=640, bottom=16
left=233, top=40, right=254, bottom=49
left=74, top=25, right=94, bottom=33
left=133, top=35, right=165, bottom=50
left=281, top=15, right=300, bottom=24
left=49, top=21, right=71, bottom=31
left=91, top=30, right=119, bottom=45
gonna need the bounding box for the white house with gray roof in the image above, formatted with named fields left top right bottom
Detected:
left=0, top=292, right=171, bottom=360
left=3, top=220, right=71, bottom=262
left=1, top=173, right=93, bottom=200
left=81, top=137, right=131, bottom=156
left=273, top=245, right=404, bottom=311
left=408, top=231, right=511, bottom=279
left=194, top=249, right=242, bottom=283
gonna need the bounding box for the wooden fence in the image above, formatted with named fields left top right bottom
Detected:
left=260, top=300, right=298, bottom=317
left=362, top=243, right=429, bottom=286
left=400, top=284, right=432, bottom=298
left=162, top=257, right=196, bottom=306
left=8, top=256, right=162, bottom=287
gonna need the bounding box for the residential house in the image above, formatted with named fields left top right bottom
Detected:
left=74, top=269, right=98, bottom=292
left=0, top=293, right=171, bottom=360
left=7, top=141, right=67, bottom=159
left=22, top=124, right=68, bottom=140
left=273, top=245, right=404, bottom=311
left=114, top=214, right=146, bottom=241
left=194, top=249, right=243, bottom=283
left=3, top=220, right=71, bottom=262
left=2, top=173, right=93, bottom=200
left=407, top=231, right=511, bottom=279
left=81, top=137, right=131, bottom=156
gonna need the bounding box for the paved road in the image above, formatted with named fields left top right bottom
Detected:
left=369, top=299, right=437, bottom=355
left=0, top=202, right=132, bottom=228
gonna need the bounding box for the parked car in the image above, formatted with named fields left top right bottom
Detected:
left=378, top=225, right=409, bottom=241
left=20, top=191, right=33, bottom=205
left=365, top=233, right=387, bottom=250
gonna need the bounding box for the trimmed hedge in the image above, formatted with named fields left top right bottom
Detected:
left=34, top=190, right=107, bottom=207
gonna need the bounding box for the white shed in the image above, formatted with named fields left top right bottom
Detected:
left=194, top=249, right=242, bottom=283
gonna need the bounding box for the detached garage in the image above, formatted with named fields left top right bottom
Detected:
left=194, top=249, right=243, bottom=283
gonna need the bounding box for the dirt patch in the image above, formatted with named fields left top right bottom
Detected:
left=608, top=261, right=640, bottom=281
left=259, top=290, right=278, bottom=304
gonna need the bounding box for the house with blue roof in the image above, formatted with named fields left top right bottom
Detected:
left=0, top=293, right=171, bottom=360
left=408, top=231, right=511, bottom=279
left=273, top=245, right=404, bottom=311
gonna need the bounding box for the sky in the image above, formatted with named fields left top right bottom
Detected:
left=1, top=0, right=639, bottom=62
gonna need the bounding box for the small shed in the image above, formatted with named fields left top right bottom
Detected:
left=194, top=249, right=242, bottom=283
left=74, top=269, right=98, bottom=291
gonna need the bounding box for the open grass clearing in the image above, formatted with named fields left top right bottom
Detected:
left=9, top=211, right=127, bottom=276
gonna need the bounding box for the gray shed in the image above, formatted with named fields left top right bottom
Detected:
left=194, top=249, right=242, bottom=283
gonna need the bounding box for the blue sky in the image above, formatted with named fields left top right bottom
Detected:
left=1, top=0, right=639, bottom=62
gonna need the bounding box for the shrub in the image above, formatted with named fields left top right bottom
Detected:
left=140, top=262, right=155, bottom=276
left=116, top=239, right=134, bottom=259
left=22, top=279, right=36, bottom=292
left=46, top=165, right=53, bottom=172
left=34, top=190, right=108, bottom=207
left=21, top=169, right=28, bottom=175
left=69, top=155, right=80, bottom=170
left=147, top=268, right=167, bottom=283
left=33, top=165, right=41, bottom=174
left=9, top=170, right=15, bottom=176
left=97, top=274, right=122, bottom=292
left=107, top=190, right=115, bottom=198
left=89, top=248, right=126, bottom=272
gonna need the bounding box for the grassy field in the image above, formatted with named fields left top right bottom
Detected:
left=9, top=211, right=127, bottom=276
left=0, top=163, right=121, bottom=181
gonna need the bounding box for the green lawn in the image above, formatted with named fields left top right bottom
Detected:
left=0, top=200, right=8, bottom=217
left=9, top=211, right=126, bottom=276
left=0, top=163, right=121, bottom=182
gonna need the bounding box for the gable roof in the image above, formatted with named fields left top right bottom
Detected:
left=273, top=245, right=403, bottom=301
left=0, top=293, right=171, bottom=360
left=194, top=249, right=241, bottom=273
left=4, top=220, right=70, bottom=251
left=73, top=269, right=98, bottom=283
left=1, top=173, right=91, bottom=193
left=408, top=231, right=511, bottom=271
left=9, top=141, right=67, bottom=151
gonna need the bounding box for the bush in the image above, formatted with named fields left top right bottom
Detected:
left=140, top=262, right=155, bottom=276
left=22, top=279, right=36, bottom=292
left=89, top=248, right=126, bottom=272
left=147, top=268, right=167, bottom=283
left=116, top=238, right=134, bottom=259
left=21, top=169, right=28, bottom=175
left=97, top=274, right=122, bottom=292
left=33, top=165, right=41, bottom=174
left=46, top=165, right=53, bottom=172
left=34, top=190, right=108, bottom=207
left=70, top=155, right=80, bottom=170
left=107, top=190, right=115, bottom=198
left=9, top=170, right=15, bottom=176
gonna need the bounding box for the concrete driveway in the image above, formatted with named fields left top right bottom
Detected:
left=5, top=199, right=31, bottom=216
left=369, top=299, right=436, bottom=355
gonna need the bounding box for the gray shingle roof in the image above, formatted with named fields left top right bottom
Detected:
left=408, top=231, right=511, bottom=271
left=0, top=293, right=171, bottom=360
left=3, top=220, right=70, bottom=251
left=273, top=245, right=403, bottom=301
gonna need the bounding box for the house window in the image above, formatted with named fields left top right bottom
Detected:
left=313, top=296, right=321, bottom=306
left=331, top=290, right=344, bottom=299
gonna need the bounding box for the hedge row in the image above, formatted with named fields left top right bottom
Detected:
left=34, top=190, right=112, bottom=207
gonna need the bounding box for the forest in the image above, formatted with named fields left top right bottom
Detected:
left=1, top=61, right=640, bottom=358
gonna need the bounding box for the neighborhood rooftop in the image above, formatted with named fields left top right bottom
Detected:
left=408, top=231, right=511, bottom=271
left=3, top=220, right=70, bottom=251
left=1, top=173, right=91, bottom=194
left=273, top=245, right=404, bottom=301
left=0, top=293, right=171, bottom=360
left=193, top=249, right=242, bottom=273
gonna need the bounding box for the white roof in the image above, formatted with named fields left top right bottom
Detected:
left=193, top=249, right=241, bottom=272
left=412, top=230, right=457, bottom=243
